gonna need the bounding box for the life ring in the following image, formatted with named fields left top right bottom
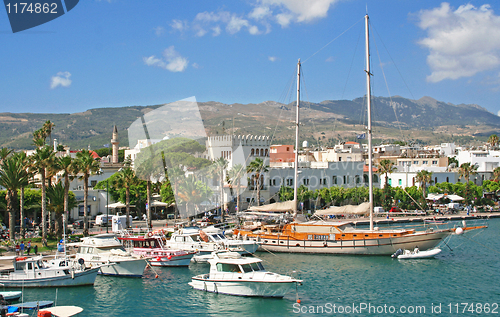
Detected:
left=15, top=257, right=27, bottom=261
left=147, top=232, right=153, bottom=238
left=199, top=230, right=209, bottom=243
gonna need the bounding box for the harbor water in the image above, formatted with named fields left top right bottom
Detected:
left=15, top=218, right=500, bottom=316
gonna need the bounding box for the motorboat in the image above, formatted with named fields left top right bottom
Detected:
left=118, top=234, right=195, bottom=267
left=191, top=251, right=241, bottom=263
left=392, top=248, right=442, bottom=259
left=0, top=290, right=21, bottom=301
left=189, top=252, right=302, bottom=297
left=167, top=227, right=259, bottom=255
left=75, top=234, right=147, bottom=277
left=0, top=256, right=99, bottom=288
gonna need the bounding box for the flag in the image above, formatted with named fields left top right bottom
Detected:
left=356, top=133, right=366, bottom=139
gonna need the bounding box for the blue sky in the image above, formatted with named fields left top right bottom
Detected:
left=1, top=0, right=500, bottom=116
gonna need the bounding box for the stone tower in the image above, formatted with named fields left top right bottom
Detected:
left=111, top=125, right=119, bottom=164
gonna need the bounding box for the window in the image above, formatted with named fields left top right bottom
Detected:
left=90, top=180, right=97, bottom=187
left=413, top=161, right=418, bottom=165
left=303, top=178, right=309, bottom=185
left=398, top=179, right=402, bottom=186
left=217, top=263, right=241, bottom=272
left=388, top=179, right=392, bottom=186
left=332, top=176, right=337, bottom=185
left=446, top=177, right=449, bottom=182
left=355, top=175, right=361, bottom=184
left=286, top=178, right=293, bottom=186
left=343, top=175, right=349, bottom=184
left=423, top=161, right=428, bottom=165
left=432, top=160, right=437, bottom=165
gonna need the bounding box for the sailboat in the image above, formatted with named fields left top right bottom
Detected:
left=234, top=15, right=484, bottom=255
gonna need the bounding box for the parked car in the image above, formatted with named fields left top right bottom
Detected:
left=389, top=206, right=401, bottom=213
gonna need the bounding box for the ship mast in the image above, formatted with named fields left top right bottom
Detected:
left=365, top=14, right=374, bottom=231
left=293, top=59, right=301, bottom=218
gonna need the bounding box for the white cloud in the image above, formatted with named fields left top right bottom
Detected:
left=497, top=109, right=500, bottom=117
left=171, top=19, right=188, bottom=32
left=417, top=3, right=500, bottom=82
left=212, top=26, right=221, bottom=36
left=268, top=56, right=278, bottom=62
left=325, top=56, right=335, bottom=62
left=257, top=0, right=339, bottom=27
left=50, top=72, right=72, bottom=89
left=169, top=0, right=337, bottom=38
left=143, top=46, right=189, bottom=72
left=154, top=26, right=165, bottom=36
left=192, top=63, right=200, bottom=69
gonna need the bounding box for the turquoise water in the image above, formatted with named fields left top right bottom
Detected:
left=17, top=218, right=500, bottom=316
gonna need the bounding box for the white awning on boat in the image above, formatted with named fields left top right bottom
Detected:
left=40, top=306, right=83, bottom=317
left=314, top=202, right=371, bottom=216
left=247, top=200, right=296, bottom=212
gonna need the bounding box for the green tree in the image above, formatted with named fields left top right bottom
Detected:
left=111, top=167, right=139, bottom=228
left=0, top=152, right=30, bottom=241
left=378, top=159, right=396, bottom=209
left=226, top=164, right=245, bottom=213
left=55, top=156, right=78, bottom=232
left=459, top=163, right=478, bottom=204
left=176, top=175, right=212, bottom=218
left=47, top=182, right=77, bottom=238
left=416, top=170, right=433, bottom=207
left=488, top=134, right=499, bottom=149
left=30, top=146, right=55, bottom=240
left=75, top=150, right=101, bottom=236
left=246, top=158, right=268, bottom=206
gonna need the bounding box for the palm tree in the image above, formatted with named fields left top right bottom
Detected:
left=226, top=164, right=245, bottom=213
left=16, top=152, right=32, bottom=237
left=377, top=159, right=396, bottom=188
left=459, top=162, right=478, bottom=204
left=246, top=158, right=268, bottom=206
left=55, top=156, right=77, bottom=232
left=0, top=148, right=12, bottom=163
left=166, top=166, right=184, bottom=219
left=0, top=152, right=30, bottom=241
left=30, top=146, right=55, bottom=240
left=415, top=170, right=433, bottom=199
left=75, top=150, right=101, bottom=236
left=488, top=134, right=499, bottom=149
left=47, top=181, right=77, bottom=238
left=493, top=167, right=500, bottom=182
left=112, top=167, right=139, bottom=228
left=212, top=158, right=228, bottom=220
left=176, top=175, right=212, bottom=219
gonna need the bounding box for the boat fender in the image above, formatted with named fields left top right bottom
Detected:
left=199, top=230, right=209, bottom=243
left=323, top=242, right=328, bottom=247
left=78, top=258, right=85, bottom=265
left=167, top=255, right=172, bottom=260
left=455, top=227, right=464, bottom=235
left=156, top=257, right=161, bottom=262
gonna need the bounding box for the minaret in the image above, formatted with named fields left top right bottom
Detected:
left=111, top=125, right=119, bottom=164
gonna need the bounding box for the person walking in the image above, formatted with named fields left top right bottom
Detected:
left=26, top=241, right=31, bottom=256
left=15, top=244, right=20, bottom=256
left=33, top=244, right=38, bottom=255
left=20, top=241, right=25, bottom=255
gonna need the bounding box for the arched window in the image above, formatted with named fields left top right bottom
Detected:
left=446, top=177, right=449, bottom=182
left=363, top=174, right=369, bottom=183
left=373, top=175, right=379, bottom=183
left=434, top=177, right=438, bottom=184
left=265, top=149, right=269, bottom=156
left=260, top=149, right=264, bottom=156
left=355, top=175, right=361, bottom=184
left=251, top=148, right=255, bottom=156
left=332, top=176, right=337, bottom=185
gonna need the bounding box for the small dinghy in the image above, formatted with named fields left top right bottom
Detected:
left=392, top=247, right=442, bottom=259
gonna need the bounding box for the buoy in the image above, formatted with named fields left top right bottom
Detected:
left=297, top=299, right=301, bottom=304
left=155, top=274, right=159, bottom=278
left=455, top=227, right=464, bottom=235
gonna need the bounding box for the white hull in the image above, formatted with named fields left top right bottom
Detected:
left=397, top=248, right=442, bottom=259
left=85, top=258, right=147, bottom=277
left=0, top=291, right=22, bottom=301
left=149, top=253, right=193, bottom=267
left=189, top=276, right=296, bottom=297
left=0, top=267, right=100, bottom=288
left=251, top=231, right=450, bottom=255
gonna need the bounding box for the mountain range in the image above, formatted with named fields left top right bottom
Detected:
left=1, top=96, right=499, bottom=150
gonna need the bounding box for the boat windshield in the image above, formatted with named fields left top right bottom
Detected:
left=95, top=246, right=126, bottom=253
left=209, top=234, right=224, bottom=241
left=241, top=264, right=253, bottom=273
left=250, top=262, right=265, bottom=271
left=216, top=263, right=241, bottom=273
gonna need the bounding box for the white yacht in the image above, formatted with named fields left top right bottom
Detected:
left=75, top=234, right=148, bottom=277
left=189, top=252, right=302, bottom=297
left=166, top=228, right=259, bottom=255
left=0, top=256, right=99, bottom=287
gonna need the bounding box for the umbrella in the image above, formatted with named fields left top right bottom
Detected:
left=106, top=202, right=136, bottom=208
